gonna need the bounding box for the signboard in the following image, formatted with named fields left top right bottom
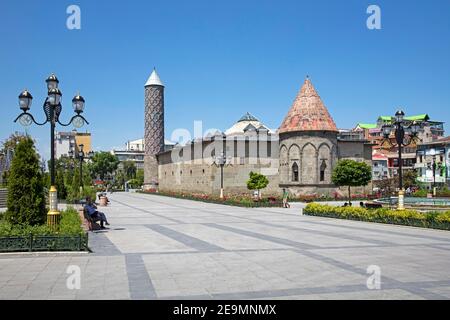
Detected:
left=418, top=176, right=446, bottom=183
left=425, top=148, right=445, bottom=156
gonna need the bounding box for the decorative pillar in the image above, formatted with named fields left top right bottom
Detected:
left=144, top=69, right=165, bottom=190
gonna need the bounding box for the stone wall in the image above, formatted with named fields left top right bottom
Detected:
left=279, top=131, right=339, bottom=196
left=156, top=132, right=373, bottom=197
left=157, top=135, right=281, bottom=196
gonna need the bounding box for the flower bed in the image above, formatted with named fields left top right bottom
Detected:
left=303, top=203, right=450, bottom=230
left=0, top=207, right=89, bottom=252
left=140, top=190, right=283, bottom=208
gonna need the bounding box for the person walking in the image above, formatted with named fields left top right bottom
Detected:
left=282, top=188, right=290, bottom=208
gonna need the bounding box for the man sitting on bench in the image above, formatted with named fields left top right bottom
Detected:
left=85, top=196, right=110, bottom=229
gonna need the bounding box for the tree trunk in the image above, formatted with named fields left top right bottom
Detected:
left=348, top=186, right=351, bottom=206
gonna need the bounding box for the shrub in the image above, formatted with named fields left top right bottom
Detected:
left=66, top=185, right=96, bottom=203
left=0, top=207, right=83, bottom=237
left=412, top=189, right=428, bottom=197
left=4, top=137, right=46, bottom=225
left=303, top=203, right=450, bottom=230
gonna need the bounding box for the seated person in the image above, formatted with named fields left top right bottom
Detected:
left=360, top=201, right=365, bottom=208
left=85, top=196, right=110, bottom=229
left=98, top=192, right=110, bottom=203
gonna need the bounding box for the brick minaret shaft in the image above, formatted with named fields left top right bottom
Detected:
left=144, top=69, right=165, bottom=189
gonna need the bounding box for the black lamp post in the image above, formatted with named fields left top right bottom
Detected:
left=14, top=74, right=89, bottom=226
left=428, top=149, right=438, bottom=197
left=68, top=144, right=94, bottom=195
left=382, top=110, right=422, bottom=210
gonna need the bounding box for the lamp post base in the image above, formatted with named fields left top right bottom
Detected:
left=47, top=210, right=60, bottom=227
left=47, top=185, right=60, bottom=227
left=397, top=190, right=405, bottom=211
left=220, top=188, right=224, bottom=199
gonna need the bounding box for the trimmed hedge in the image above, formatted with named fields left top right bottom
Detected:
left=303, top=203, right=450, bottom=230
left=0, top=207, right=84, bottom=237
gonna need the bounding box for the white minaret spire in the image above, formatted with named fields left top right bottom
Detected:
left=145, top=67, right=164, bottom=87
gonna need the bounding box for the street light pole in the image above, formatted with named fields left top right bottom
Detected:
left=14, top=74, right=89, bottom=227
left=212, top=150, right=230, bottom=199
left=382, top=110, right=422, bottom=210
left=220, top=163, right=224, bottom=199
left=69, top=143, right=93, bottom=198
left=432, top=154, right=437, bottom=196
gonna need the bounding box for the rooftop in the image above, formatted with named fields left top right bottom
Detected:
left=145, top=68, right=164, bottom=87
left=279, top=77, right=338, bottom=134
left=225, top=112, right=273, bottom=135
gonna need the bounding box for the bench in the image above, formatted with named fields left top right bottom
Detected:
left=365, top=202, right=383, bottom=209
left=79, top=206, right=101, bottom=231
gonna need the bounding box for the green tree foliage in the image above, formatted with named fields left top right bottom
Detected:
left=66, top=161, right=92, bottom=201
left=114, top=170, right=126, bottom=190
left=403, top=170, right=418, bottom=189
left=55, top=170, right=67, bottom=200
left=89, top=152, right=119, bottom=180
left=122, top=160, right=137, bottom=180
left=1, top=132, right=29, bottom=186
left=4, top=137, right=46, bottom=225
left=332, top=159, right=372, bottom=203
left=1, top=132, right=28, bottom=153
left=136, top=168, right=144, bottom=186
left=246, top=171, right=269, bottom=199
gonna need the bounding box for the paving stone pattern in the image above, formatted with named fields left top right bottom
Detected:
left=1, top=192, right=450, bottom=300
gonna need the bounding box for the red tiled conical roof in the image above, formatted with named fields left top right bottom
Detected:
left=279, top=78, right=338, bottom=134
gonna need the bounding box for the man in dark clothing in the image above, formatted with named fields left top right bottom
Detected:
left=85, top=196, right=110, bottom=229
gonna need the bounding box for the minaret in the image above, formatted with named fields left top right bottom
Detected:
left=144, top=68, right=165, bottom=190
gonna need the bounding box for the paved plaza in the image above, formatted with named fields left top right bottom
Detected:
left=1, top=192, right=450, bottom=300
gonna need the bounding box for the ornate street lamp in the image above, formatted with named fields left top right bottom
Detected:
left=14, top=74, right=89, bottom=226
left=427, top=148, right=438, bottom=197
left=212, top=151, right=232, bottom=199
left=68, top=144, right=94, bottom=195
left=382, top=110, right=423, bottom=210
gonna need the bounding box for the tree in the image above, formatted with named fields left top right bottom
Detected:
left=246, top=171, right=269, bottom=199
left=89, top=152, right=119, bottom=180
left=1, top=132, right=28, bottom=153
left=4, top=136, right=46, bottom=225
left=403, top=170, right=418, bottom=189
left=1, top=132, right=28, bottom=185
left=114, top=170, right=126, bottom=190
left=122, top=160, right=137, bottom=180
left=332, top=159, right=372, bottom=204
left=136, top=168, right=144, bottom=186
left=55, top=170, right=67, bottom=200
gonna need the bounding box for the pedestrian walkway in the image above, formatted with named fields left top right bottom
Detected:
left=1, top=192, right=450, bottom=300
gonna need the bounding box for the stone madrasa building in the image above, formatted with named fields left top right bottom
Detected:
left=143, top=69, right=372, bottom=196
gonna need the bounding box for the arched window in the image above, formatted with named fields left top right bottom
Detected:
left=320, top=159, right=327, bottom=182
left=292, top=162, right=299, bottom=182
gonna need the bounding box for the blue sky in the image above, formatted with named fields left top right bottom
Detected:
left=1, top=0, right=449, bottom=160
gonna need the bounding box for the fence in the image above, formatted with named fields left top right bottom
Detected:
left=0, top=233, right=89, bottom=252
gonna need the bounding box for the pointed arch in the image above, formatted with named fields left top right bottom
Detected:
left=279, top=145, right=288, bottom=183
left=292, top=162, right=299, bottom=182
left=301, top=143, right=316, bottom=184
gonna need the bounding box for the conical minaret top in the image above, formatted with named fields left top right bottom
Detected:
left=278, top=77, right=337, bottom=134
left=145, top=68, right=164, bottom=87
